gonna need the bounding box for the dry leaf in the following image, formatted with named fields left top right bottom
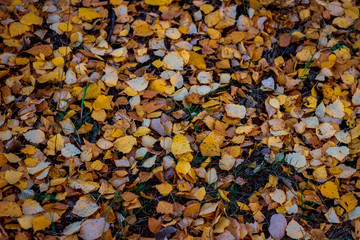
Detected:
left=269, top=214, right=287, bottom=240
left=320, top=181, right=339, bottom=199
left=79, top=218, right=109, bottom=240
left=286, top=219, right=305, bottom=239
left=72, top=195, right=99, bottom=217
left=0, top=201, right=22, bottom=217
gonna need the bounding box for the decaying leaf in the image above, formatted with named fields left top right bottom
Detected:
left=1, top=0, right=360, bottom=238
left=269, top=214, right=287, bottom=240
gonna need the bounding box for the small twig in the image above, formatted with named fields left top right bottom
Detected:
left=106, top=4, right=115, bottom=44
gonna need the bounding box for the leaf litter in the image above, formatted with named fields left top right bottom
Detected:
left=0, top=0, right=360, bottom=239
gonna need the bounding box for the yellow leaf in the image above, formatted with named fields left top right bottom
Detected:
left=296, top=46, right=316, bottom=62
left=156, top=201, right=173, bottom=214
left=313, top=166, right=327, bottom=180
left=335, top=46, right=351, bottom=61
left=58, top=46, right=72, bottom=56
left=9, top=22, right=30, bottom=37
left=111, top=129, right=123, bottom=138
left=200, top=134, right=220, bottom=157
left=4, top=39, right=20, bottom=48
left=58, top=22, right=73, bottom=32
left=114, top=136, right=137, bottom=153
left=0, top=201, right=22, bottom=217
left=311, top=84, right=318, bottom=97
left=353, top=39, right=360, bottom=49
left=218, top=189, right=230, bottom=202
left=52, top=57, right=65, bottom=67
left=37, top=71, right=60, bottom=83
left=298, top=68, right=310, bottom=79
left=333, top=17, right=353, bottom=29
left=5, top=170, right=22, bottom=184
left=152, top=60, right=163, bottom=68
left=133, top=126, right=151, bottom=137
left=188, top=51, right=206, bottom=70
left=214, top=216, right=230, bottom=233
left=274, top=56, right=284, bottom=67
left=191, top=187, right=206, bottom=201
left=237, top=201, right=250, bottom=211
left=93, top=95, right=112, bottom=110
left=320, top=181, right=339, bottom=199
left=291, top=31, right=305, bottom=39
left=155, top=182, right=173, bottom=196
left=345, top=6, right=359, bottom=20
left=20, top=12, right=42, bottom=25
left=47, top=134, right=65, bottom=155
left=171, top=135, right=192, bottom=155
left=131, top=20, right=154, bottom=37
left=249, top=0, right=261, bottom=9
left=33, top=215, right=52, bottom=232
left=84, top=83, right=101, bottom=100
left=200, top=4, right=214, bottom=14
left=208, top=28, right=221, bottom=40
left=304, top=96, right=317, bottom=108
left=21, top=145, right=37, bottom=155
left=91, top=109, right=107, bottom=122
left=18, top=215, right=35, bottom=230
left=320, top=54, right=336, bottom=68
left=78, top=8, right=102, bottom=21
left=15, top=57, right=29, bottom=65
left=176, top=160, right=191, bottom=175
left=145, top=0, right=172, bottom=5
left=91, top=160, right=104, bottom=171
left=149, top=79, right=166, bottom=94
left=178, top=152, right=193, bottom=162
left=340, top=193, right=358, bottom=212
left=205, top=11, right=221, bottom=27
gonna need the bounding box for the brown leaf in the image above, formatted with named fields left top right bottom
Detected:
left=25, top=45, right=52, bottom=57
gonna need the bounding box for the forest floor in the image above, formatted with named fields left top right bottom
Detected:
left=0, top=0, right=360, bottom=239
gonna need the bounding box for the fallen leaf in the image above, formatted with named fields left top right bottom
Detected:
left=200, top=134, right=220, bottom=157
left=61, top=143, right=82, bottom=158
left=286, top=219, right=305, bottom=239
left=24, top=129, right=45, bottom=144
left=171, top=135, right=192, bottom=155
left=114, top=136, right=137, bottom=153
left=269, top=214, right=287, bottom=240
left=156, top=182, right=173, bottom=196
left=5, top=170, right=22, bottom=184
left=285, top=152, right=307, bottom=168
left=320, top=181, right=340, bottom=199
left=9, top=22, right=30, bottom=37
left=78, top=8, right=102, bottom=21
left=324, top=207, right=340, bottom=223
left=156, top=201, right=174, bottom=214
left=79, top=218, right=109, bottom=240
left=72, top=195, right=99, bottom=217
left=270, top=189, right=286, bottom=204
left=0, top=201, right=22, bottom=217
left=225, top=104, right=246, bottom=119
left=33, top=215, right=51, bottom=232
